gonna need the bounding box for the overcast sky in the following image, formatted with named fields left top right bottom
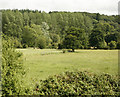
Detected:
left=0, top=0, right=119, bottom=15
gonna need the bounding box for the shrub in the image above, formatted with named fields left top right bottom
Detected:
left=34, top=71, right=119, bottom=96
left=98, top=41, right=108, bottom=49
left=10, top=37, right=23, bottom=48
left=2, top=37, right=29, bottom=96
left=23, top=44, right=28, bottom=48
left=108, top=41, right=117, bottom=49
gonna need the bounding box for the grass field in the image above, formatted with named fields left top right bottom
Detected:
left=16, top=48, right=118, bottom=87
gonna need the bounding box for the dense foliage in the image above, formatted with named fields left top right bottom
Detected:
left=1, top=9, right=120, bottom=50
left=63, top=27, right=88, bottom=51
left=2, top=36, right=30, bottom=96
left=33, top=71, right=119, bottom=96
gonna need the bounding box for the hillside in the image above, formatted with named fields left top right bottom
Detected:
left=1, top=10, right=120, bottom=49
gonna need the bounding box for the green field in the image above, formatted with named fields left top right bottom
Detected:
left=17, top=48, right=118, bottom=86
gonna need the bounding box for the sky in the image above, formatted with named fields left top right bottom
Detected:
left=0, top=0, right=119, bottom=15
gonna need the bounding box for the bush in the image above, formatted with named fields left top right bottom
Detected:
left=23, top=44, right=28, bottom=48
left=2, top=38, right=29, bottom=96
left=8, top=37, right=22, bottom=48
left=34, top=71, right=119, bottom=96
left=98, top=41, right=108, bottom=49
left=108, top=41, right=117, bottom=49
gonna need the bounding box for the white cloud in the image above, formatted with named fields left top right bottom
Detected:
left=0, top=0, right=119, bottom=15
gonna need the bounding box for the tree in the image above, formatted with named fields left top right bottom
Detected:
left=50, top=33, right=60, bottom=43
left=3, top=22, right=22, bottom=38
left=41, top=22, right=51, bottom=47
left=105, top=33, right=117, bottom=44
left=96, top=13, right=100, bottom=21
left=89, top=28, right=105, bottom=48
left=23, top=12, right=29, bottom=26
left=37, top=37, right=46, bottom=49
left=22, top=26, right=36, bottom=47
left=64, top=34, right=77, bottom=52
left=63, top=27, right=88, bottom=52
left=1, top=10, right=120, bottom=49
left=30, top=24, right=43, bottom=47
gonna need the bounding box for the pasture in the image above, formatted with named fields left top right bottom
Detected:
left=16, top=48, right=118, bottom=87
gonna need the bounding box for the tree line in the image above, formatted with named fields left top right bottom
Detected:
left=1, top=9, right=120, bottom=50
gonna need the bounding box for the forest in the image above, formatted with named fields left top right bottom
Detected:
left=2, top=9, right=120, bottom=50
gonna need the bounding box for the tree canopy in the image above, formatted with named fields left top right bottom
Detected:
left=1, top=9, right=120, bottom=49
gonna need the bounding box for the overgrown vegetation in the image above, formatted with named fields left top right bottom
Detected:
left=33, top=71, right=119, bottom=95
left=2, top=36, right=30, bottom=95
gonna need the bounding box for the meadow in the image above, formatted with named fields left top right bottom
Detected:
left=16, top=48, right=118, bottom=88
